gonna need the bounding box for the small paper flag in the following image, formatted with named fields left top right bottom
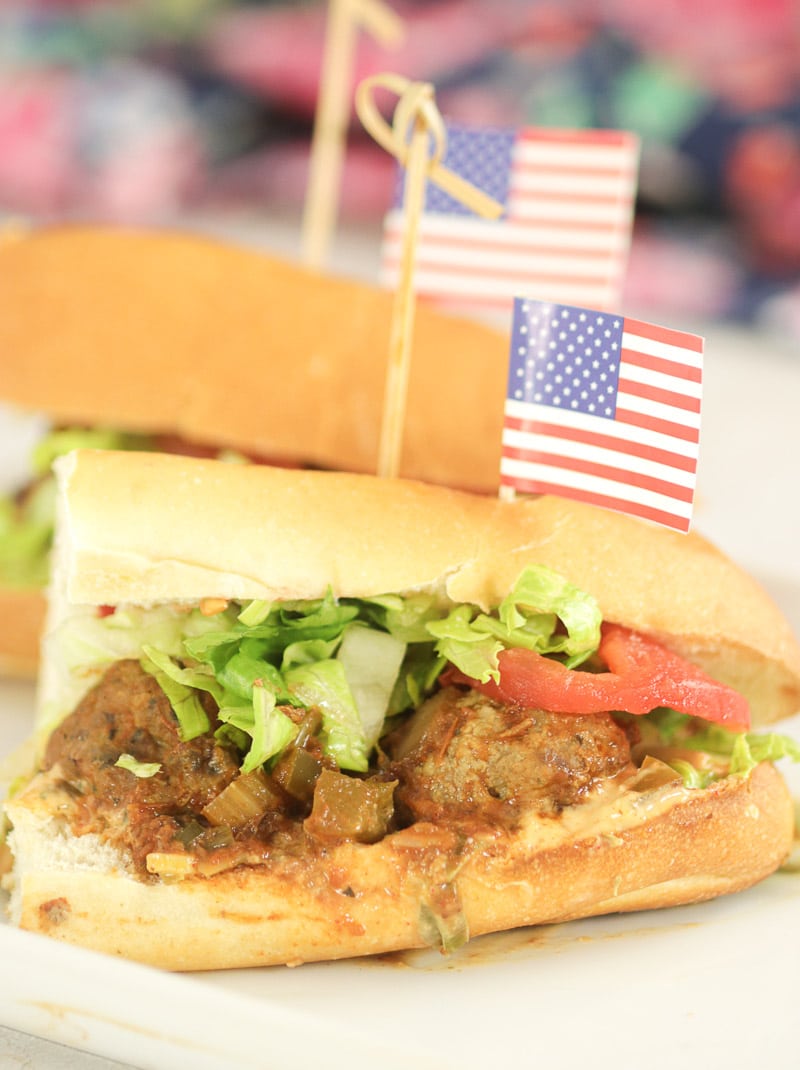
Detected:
left=500, top=297, right=704, bottom=533
left=381, top=124, right=639, bottom=320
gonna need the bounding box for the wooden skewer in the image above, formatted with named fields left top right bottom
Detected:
left=356, top=73, right=504, bottom=478
left=301, top=0, right=405, bottom=271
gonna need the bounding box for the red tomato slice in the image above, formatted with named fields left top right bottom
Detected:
left=443, top=623, right=751, bottom=731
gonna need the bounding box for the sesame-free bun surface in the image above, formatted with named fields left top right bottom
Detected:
left=0, top=224, right=508, bottom=676
left=52, top=449, right=800, bottom=727
left=0, top=588, right=46, bottom=677
left=11, top=448, right=800, bottom=971
left=5, top=760, right=793, bottom=970
left=0, top=224, right=508, bottom=491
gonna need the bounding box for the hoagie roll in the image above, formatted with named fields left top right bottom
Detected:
left=0, top=225, right=509, bottom=676
left=3, top=450, right=800, bottom=970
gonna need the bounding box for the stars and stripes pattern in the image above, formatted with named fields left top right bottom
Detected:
left=380, top=124, right=640, bottom=321
left=501, top=298, right=704, bottom=532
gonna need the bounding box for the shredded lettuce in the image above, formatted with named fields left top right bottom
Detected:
left=497, top=566, right=602, bottom=664
left=219, top=685, right=298, bottom=774
left=284, top=659, right=369, bottom=772
left=358, top=592, right=444, bottom=643
left=426, top=605, right=506, bottom=684
left=216, top=650, right=287, bottom=701
left=0, top=478, right=56, bottom=587
left=0, top=427, right=154, bottom=589
left=43, top=563, right=800, bottom=796
left=141, top=645, right=224, bottom=703
left=183, top=590, right=358, bottom=664
left=665, top=759, right=714, bottom=789
left=115, top=754, right=162, bottom=778
left=237, top=599, right=272, bottom=627
left=54, top=605, right=226, bottom=678
left=389, top=644, right=447, bottom=715
left=31, top=427, right=153, bottom=477
left=45, top=565, right=631, bottom=776
left=140, top=651, right=211, bottom=742
left=427, top=565, right=602, bottom=683
left=728, top=731, right=800, bottom=777
left=641, top=708, right=800, bottom=782
left=336, top=624, right=407, bottom=749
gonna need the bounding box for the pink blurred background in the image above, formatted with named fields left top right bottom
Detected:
left=2, top=0, right=800, bottom=332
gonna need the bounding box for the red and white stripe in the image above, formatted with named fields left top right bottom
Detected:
left=381, top=128, right=639, bottom=318
left=500, top=319, right=703, bottom=532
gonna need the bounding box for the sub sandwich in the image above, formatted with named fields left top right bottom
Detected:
left=0, top=224, right=508, bottom=675
left=3, top=449, right=800, bottom=970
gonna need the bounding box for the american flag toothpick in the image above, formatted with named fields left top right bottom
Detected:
left=381, top=125, right=639, bottom=324
left=500, top=298, right=704, bottom=533
left=356, top=73, right=504, bottom=479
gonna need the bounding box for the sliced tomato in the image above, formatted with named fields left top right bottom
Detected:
left=443, top=623, right=750, bottom=731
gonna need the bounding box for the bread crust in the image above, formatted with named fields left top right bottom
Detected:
left=52, top=450, right=800, bottom=726
left=0, top=224, right=508, bottom=675
left=7, top=449, right=800, bottom=971
left=0, top=224, right=508, bottom=490
left=0, top=587, right=46, bottom=677
left=6, top=762, right=793, bottom=971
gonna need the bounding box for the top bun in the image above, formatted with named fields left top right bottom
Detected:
left=51, top=449, right=800, bottom=727
left=0, top=225, right=507, bottom=492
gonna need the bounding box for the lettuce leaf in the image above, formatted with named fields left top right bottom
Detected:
left=141, top=645, right=224, bottom=704
left=497, top=566, right=602, bottom=664
left=51, top=566, right=606, bottom=775
left=336, top=624, right=407, bottom=749
left=357, top=592, right=444, bottom=643
left=30, top=427, right=153, bottom=476
left=140, top=651, right=211, bottom=742
left=427, top=565, right=602, bottom=682
left=219, top=684, right=298, bottom=773
left=641, top=708, right=800, bottom=781
left=180, top=594, right=370, bottom=770
left=284, top=659, right=368, bottom=772
left=183, top=590, right=358, bottom=664
left=425, top=605, right=505, bottom=684
left=0, top=427, right=155, bottom=589
left=115, top=754, right=162, bottom=778
left=55, top=605, right=226, bottom=677
left=728, top=732, right=800, bottom=777
left=0, top=478, right=56, bottom=587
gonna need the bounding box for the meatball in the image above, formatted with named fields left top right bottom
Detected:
left=386, top=685, right=634, bottom=828
left=44, top=659, right=241, bottom=866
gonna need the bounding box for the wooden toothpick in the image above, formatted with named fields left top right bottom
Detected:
left=356, top=73, right=504, bottom=478
left=301, top=0, right=405, bottom=271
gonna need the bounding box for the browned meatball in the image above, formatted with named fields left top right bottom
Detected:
left=44, top=659, right=240, bottom=866
left=386, top=686, right=634, bottom=829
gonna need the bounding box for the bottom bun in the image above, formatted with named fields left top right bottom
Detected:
left=0, top=587, right=45, bottom=678
left=5, top=762, right=792, bottom=971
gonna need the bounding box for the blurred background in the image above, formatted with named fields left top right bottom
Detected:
left=2, top=0, right=800, bottom=335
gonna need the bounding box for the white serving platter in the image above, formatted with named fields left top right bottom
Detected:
left=0, top=320, right=798, bottom=1069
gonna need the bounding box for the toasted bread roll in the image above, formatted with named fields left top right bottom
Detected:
left=0, top=224, right=510, bottom=676
left=0, top=224, right=508, bottom=489
left=0, top=588, right=46, bottom=678
left=3, top=449, right=798, bottom=971
left=5, top=762, right=792, bottom=971
left=47, top=450, right=800, bottom=726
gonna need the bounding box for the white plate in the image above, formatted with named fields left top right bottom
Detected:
left=1, top=322, right=799, bottom=1070
left=1, top=851, right=799, bottom=1070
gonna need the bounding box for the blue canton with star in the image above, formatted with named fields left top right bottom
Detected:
left=508, top=300, right=624, bottom=419
left=394, top=125, right=514, bottom=218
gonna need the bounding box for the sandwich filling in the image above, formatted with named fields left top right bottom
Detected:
left=0, top=428, right=152, bottom=590
left=19, top=564, right=798, bottom=942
